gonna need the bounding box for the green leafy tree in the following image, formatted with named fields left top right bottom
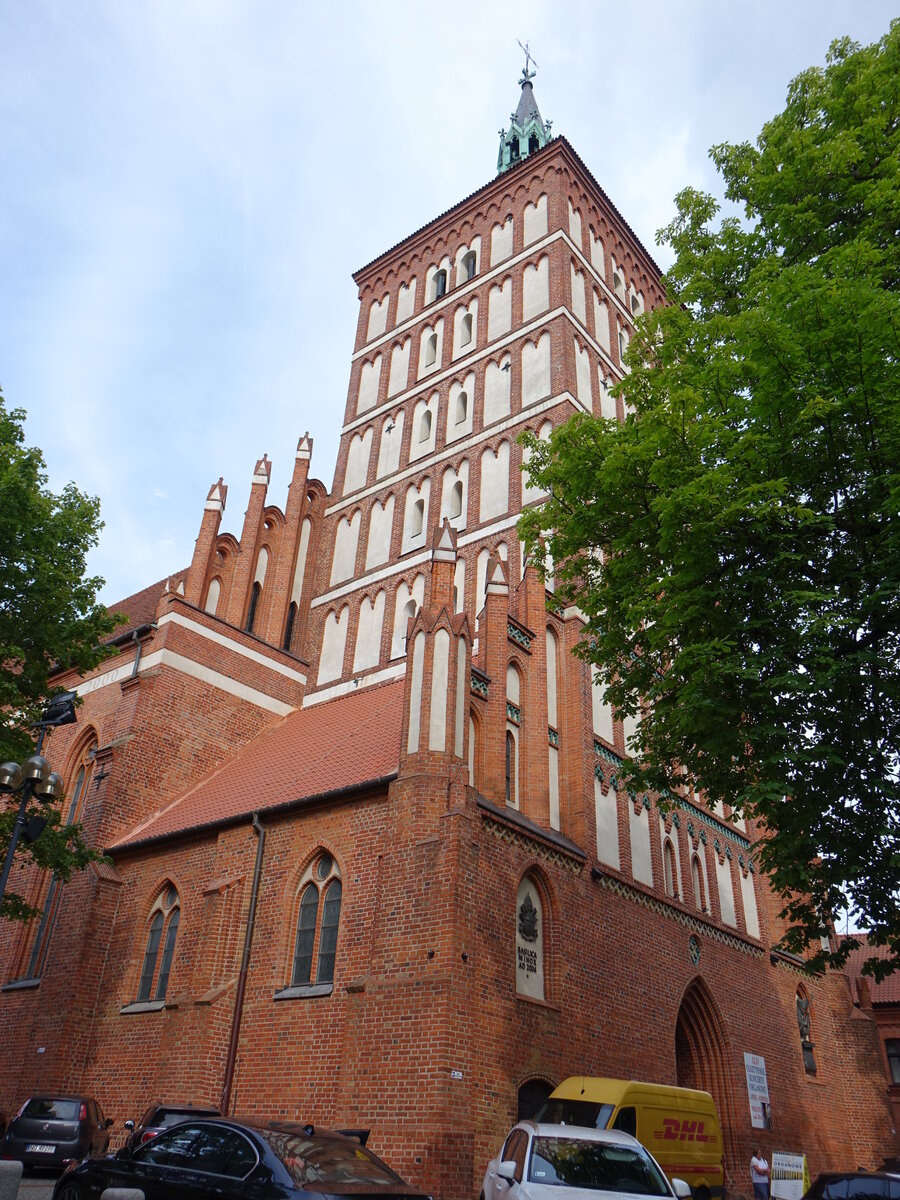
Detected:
left=0, top=392, right=120, bottom=919
left=520, top=25, right=899, bottom=979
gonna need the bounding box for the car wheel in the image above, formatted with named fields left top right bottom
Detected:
left=694, top=1187, right=711, bottom=1200
left=56, top=1183, right=83, bottom=1200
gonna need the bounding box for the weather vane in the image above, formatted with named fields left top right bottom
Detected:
left=517, top=39, right=538, bottom=83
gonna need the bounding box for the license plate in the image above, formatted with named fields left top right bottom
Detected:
left=26, top=1144, right=56, bottom=1153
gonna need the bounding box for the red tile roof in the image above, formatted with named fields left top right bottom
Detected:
left=844, top=934, right=900, bottom=1005
left=110, top=678, right=405, bottom=850
left=106, top=572, right=189, bottom=641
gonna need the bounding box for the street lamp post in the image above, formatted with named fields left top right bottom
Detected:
left=0, top=692, right=77, bottom=918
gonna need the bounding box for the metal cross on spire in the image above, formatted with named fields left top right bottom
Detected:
left=517, top=39, right=538, bottom=83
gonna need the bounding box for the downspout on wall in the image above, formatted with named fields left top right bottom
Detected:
left=220, top=812, right=266, bottom=1115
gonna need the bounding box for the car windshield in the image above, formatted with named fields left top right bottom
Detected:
left=257, top=1131, right=404, bottom=1189
left=536, top=1100, right=616, bottom=1130
left=529, top=1137, right=671, bottom=1195
left=22, top=1099, right=80, bottom=1121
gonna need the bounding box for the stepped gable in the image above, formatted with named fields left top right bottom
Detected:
left=106, top=571, right=189, bottom=640
left=109, top=677, right=405, bottom=850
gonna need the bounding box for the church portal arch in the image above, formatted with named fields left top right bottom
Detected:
left=675, top=977, right=740, bottom=1190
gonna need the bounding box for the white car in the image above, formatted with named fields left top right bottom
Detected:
left=482, top=1122, right=693, bottom=1200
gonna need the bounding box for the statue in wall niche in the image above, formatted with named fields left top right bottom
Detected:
left=518, top=893, right=539, bottom=943
left=796, top=994, right=811, bottom=1040
left=796, top=994, right=817, bottom=1075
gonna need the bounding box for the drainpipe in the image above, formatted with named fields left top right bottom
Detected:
left=130, top=629, right=143, bottom=677
left=220, top=812, right=266, bottom=1115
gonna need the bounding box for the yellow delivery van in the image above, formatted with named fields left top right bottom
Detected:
left=537, top=1077, right=725, bottom=1200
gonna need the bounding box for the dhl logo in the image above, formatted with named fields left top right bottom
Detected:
left=653, top=1118, right=715, bottom=1144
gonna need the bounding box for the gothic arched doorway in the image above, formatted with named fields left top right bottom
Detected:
left=675, top=978, right=740, bottom=1190
left=517, top=1077, right=554, bottom=1122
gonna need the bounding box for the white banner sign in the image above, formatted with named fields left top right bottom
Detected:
left=744, top=1052, right=772, bottom=1129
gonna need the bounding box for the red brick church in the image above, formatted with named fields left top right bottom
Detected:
left=1, top=69, right=895, bottom=1199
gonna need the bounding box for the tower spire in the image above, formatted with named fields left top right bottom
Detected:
left=497, top=43, right=553, bottom=174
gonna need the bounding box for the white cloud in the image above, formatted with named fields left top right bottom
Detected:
left=1, top=0, right=896, bottom=603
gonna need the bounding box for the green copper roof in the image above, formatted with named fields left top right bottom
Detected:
left=497, top=67, right=553, bottom=174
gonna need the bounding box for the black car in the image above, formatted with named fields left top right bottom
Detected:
left=123, top=1102, right=221, bottom=1151
left=1, top=1094, right=112, bottom=1169
left=802, top=1172, right=900, bottom=1200
left=53, top=1117, right=433, bottom=1199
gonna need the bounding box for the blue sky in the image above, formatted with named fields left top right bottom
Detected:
left=1, top=1, right=896, bottom=605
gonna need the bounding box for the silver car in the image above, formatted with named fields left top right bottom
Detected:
left=482, top=1122, right=693, bottom=1200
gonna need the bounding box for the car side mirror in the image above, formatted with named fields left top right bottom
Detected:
left=124, top=1120, right=135, bottom=1131
left=104, top=1118, right=114, bottom=1129
left=671, top=1179, right=692, bottom=1198
left=498, top=1161, right=517, bottom=1183
left=116, top=1144, right=133, bottom=1161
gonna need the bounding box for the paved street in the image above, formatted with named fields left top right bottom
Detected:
left=17, top=1173, right=58, bottom=1199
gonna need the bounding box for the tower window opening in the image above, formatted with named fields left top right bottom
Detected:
left=505, top=730, right=514, bottom=804
left=425, top=333, right=438, bottom=368
left=461, top=313, right=473, bottom=347
left=508, top=138, right=520, bottom=162
left=419, top=409, right=433, bottom=443
left=455, top=391, right=468, bottom=425
left=449, top=480, right=463, bottom=520
left=411, top=498, right=425, bottom=538
left=464, top=251, right=477, bottom=280
left=529, top=133, right=540, bottom=154
left=434, top=270, right=447, bottom=301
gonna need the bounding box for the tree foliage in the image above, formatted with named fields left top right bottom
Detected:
left=520, top=25, right=900, bottom=978
left=0, top=393, right=119, bottom=919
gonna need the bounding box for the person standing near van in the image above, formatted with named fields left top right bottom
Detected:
left=750, top=1148, right=770, bottom=1200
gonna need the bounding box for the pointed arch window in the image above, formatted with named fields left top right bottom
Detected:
left=691, top=854, right=706, bottom=912
left=136, top=886, right=180, bottom=1003
left=433, top=270, right=447, bottom=301
left=19, top=739, right=96, bottom=982
left=528, top=133, right=540, bottom=154
left=282, top=852, right=343, bottom=997
left=464, top=251, right=477, bottom=280
left=663, top=839, right=677, bottom=899
left=505, top=731, right=515, bottom=806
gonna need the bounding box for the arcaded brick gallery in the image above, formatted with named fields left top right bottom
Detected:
left=0, top=72, right=895, bottom=1200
